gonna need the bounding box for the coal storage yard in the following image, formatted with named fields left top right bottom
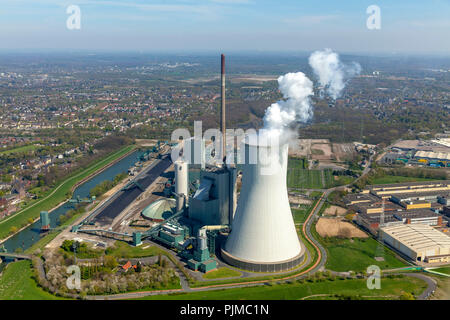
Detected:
left=92, top=157, right=172, bottom=226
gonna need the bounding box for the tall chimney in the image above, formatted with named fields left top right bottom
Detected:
left=221, top=54, right=226, bottom=161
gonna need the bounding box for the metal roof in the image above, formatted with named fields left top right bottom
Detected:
left=381, top=224, right=450, bottom=253
left=415, top=150, right=450, bottom=161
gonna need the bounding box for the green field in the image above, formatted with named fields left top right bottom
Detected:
left=292, top=206, right=311, bottom=224
left=288, top=169, right=324, bottom=189
left=287, top=158, right=354, bottom=189
left=203, top=267, right=242, bottom=280
left=0, top=145, right=136, bottom=240
left=314, top=231, right=406, bottom=272
left=368, top=175, right=439, bottom=185
left=291, top=195, right=320, bottom=224
left=0, top=144, right=39, bottom=155
left=0, top=260, right=65, bottom=300
left=288, top=158, right=322, bottom=189
left=135, top=276, right=426, bottom=300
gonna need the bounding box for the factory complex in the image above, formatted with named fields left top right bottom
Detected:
left=47, top=55, right=306, bottom=277
left=382, top=138, right=450, bottom=167
left=345, top=180, right=450, bottom=265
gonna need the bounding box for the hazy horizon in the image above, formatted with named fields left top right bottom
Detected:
left=0, top=0, right=449, bottom=55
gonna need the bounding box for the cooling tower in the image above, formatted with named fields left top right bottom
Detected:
left=221, top=135, right=304, bottom=272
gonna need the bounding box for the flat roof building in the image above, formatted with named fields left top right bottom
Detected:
left=443, top=206, right=450, bottom=218
left=393, top=209, right=443, bottom=226
left=380, top=224, right=450, bottom=264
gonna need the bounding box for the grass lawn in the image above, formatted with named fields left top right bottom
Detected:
left=59, top=241, right=165, bottom=260
left=0, top=260, right=64, bottom=300
left=292, top=207, right=311, bottom=224
left=312, top=227, right=406, bottom=272
left=287, top=169, right=324, bottom=189
left=287, top=158, right=354, bottom=189
left=0, top=144, right=136, bottom=240
left=0, top=144, right=39, bottom=155
left=203, top=267, right=242, bottom=280
left=136, top=276, right=427, bottom=300
left=107, top=242, right=165, bottom=259
left=368, top=175, right=440, bottom=185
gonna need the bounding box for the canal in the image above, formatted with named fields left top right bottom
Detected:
left=1, top=149, right=144, bottom=254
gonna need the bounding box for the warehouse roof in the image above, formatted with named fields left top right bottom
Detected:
left=414, top=150, right=450, bottom=161
left=381, top=224, right=450, bottom=253
left=393, top=209, right=440, bottom=220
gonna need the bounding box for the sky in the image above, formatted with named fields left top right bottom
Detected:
left=0, top=0, right=449, bottom=54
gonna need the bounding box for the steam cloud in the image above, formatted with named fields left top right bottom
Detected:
left=308, top=48, right=361, bottom=100
left=263, top=72, right=313, bottom=134
left=262, top=49, right=361, bottom=140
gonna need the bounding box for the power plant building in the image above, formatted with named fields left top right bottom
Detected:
left=188, top=167, right=236, bottom=226
left=141, top=199, right=176, bottom=222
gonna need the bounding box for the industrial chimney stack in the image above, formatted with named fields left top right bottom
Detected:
left=221, top=54, right=226, bottom=161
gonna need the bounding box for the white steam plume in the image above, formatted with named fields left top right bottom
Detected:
left=308, top=48, right=361, bottom=100
left=263, top=72, right=313, bottom=136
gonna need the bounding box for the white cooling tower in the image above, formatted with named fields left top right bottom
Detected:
left=221, top=135, right=304, bottom=272
left=174, top=160, right=188, bottom=211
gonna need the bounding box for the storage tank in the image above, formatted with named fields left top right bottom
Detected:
left=221, top=134, right=304, bottom=272
left=174, top=160, right=188, bottom=211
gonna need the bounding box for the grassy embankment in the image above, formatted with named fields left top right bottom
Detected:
left=202, top=267, right=242, bottom=280
left=0, top=260, right=66, bottom=300
left=136, top=275, right=427, bottom=300
left=0, top=145, right=136, bottom=240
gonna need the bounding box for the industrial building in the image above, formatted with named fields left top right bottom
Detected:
left=347, top=180, right=449, bottom=235
left=414, top=151, right=450, bottom=167
left=443, top=206, right=450, bottom=222
left=380, top=224, right=450, bottom=264
left=141, top=198, right=176, bottom=222
left=383, top=139, right=450, bottom=167
left=356, top=212, right=403, bottom=232
left=67, top=54, right=306, bottom=274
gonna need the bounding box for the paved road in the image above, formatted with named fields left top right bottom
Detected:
left=303, top=191, right=330, bottom=274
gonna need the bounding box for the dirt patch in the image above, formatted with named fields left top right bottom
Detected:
left=311, top=143, right=332, bottom=159
left=135, top=139, right=157, bottom=147
left=323, top=205, right=347, bottom=216
left=289, top=195, right=312, bottom=205
left=316, top=218, right=368, bottom=238
left=332, top=143, right=355, bottom=162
